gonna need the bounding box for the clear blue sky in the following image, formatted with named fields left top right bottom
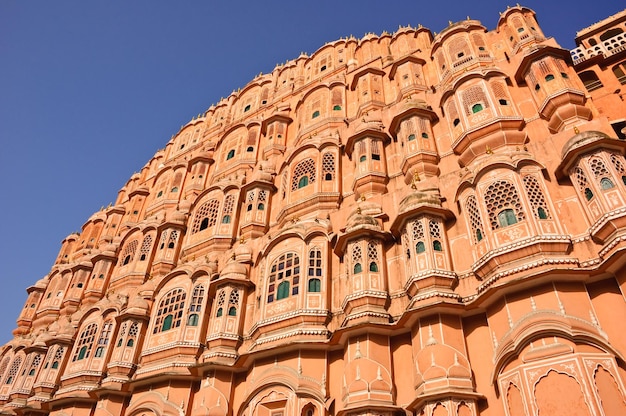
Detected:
left=0, top=0, right=621, bottom=344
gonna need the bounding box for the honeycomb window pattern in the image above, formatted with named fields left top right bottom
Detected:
left=466, top=195, right=485, bottom=243
left=139, top=235, right=153, bottom=260
left=0, top=357, right=10, bottom=381
left=228, top=289, right=239, bottom=315
left=589, top=157, right=611, bottom=181
left=4, top=357, right=22, bottom=384
left=462, top=85, right=489, bottom=116
left=291, top=158, right=316, bottom=190
left=429, top=220, right=442, bottom=239
left=411, top=220, right=425, bottom=241
left=573, top=167, right=590, bottom=191
left=120, top=240, right=138, bottom=265
left=484, top=180, right=525, bottom=229
left=216, top=289, right=226, bottom=317
left=192, top=199, right=220, bottom=233
left=522, top=175, right=551, bottom=219
left=322, top=153, right=335, bottom=180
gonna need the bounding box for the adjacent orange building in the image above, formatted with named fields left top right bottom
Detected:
left=2, top=5, right=626, bottom=416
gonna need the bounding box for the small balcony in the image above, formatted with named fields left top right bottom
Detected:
left=570, top=32, right=626, bottom=65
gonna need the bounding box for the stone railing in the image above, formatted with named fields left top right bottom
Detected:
left=571, top=32, right=626, bottom=65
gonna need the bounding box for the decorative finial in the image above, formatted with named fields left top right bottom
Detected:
left=573, top=126, right=580, bottom=134
left=357, top=207, right=362, bottom=214
left=360, top=195, right=366, bottom=201
left=486, top=145, right=493, bottom=154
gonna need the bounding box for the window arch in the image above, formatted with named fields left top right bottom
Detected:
left=522, top=175, right=552, bottom=220
left=412, top=220, right=425, bottom=253
left=267, top=253, right=300, bottom=303
left=72, top=323, right=98, bottom=361
left=215, top=289, right=225, bottom=317
left=187, top=285, right=204, bottom=326
left=610, top=154, right=626, bottom=185
left=192, top=199, right=220, bottom=233
left=351, top=244, right=363, bottom=275
left=153, top=288, right=186, bottom=334
left=222, top=194, right=235, bottom=224
left=462, top=85, right=489, bottom=116
left=484, top=180, right=525, bottom=229
left=167, top=230, right=178, bottom=249
left=579, top=70, right=603, bottom=92
left=27, top=354, right=42, bottom=377
left=292, top=158, right=316, bottom=191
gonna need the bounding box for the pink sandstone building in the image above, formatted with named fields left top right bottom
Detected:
left=2, top=5, right=626, bottom=416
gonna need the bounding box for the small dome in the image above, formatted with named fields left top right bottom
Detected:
left=220, top=260, right=247, bottom=279
left=561, top=130, right=613, bottom=159
left=345, top=202, right=383, bottom=232
left=398, top=188, right=443, bottom=214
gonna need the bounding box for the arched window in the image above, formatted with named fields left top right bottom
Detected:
left=226, top=149, right=235, bottom=160
left=292, top=158, right=317, bottom=191
left=359, top=155, right=367, bottom=162
left=433, top=240, right=443, bottom=251
left=258, top=203, right=265, bottom=210
left=167, top=230, right=178, bottom=249
left=579, top=70, right=603, bottom=92
left=139, top=234, right=153, bottom=261
left=216, top=308, right=223, bottom=317
left=228, top=307, right=237, bottom=316
left=267, top=253, right=300, bottom=303
left=276, top=281, right=290, bottom=300
left=222, top=215, right=231, bottom=223
left=187, top=314, right=199, bottom=326
left=462, top=86, right=489, bottom=116
left=312, top=110, right=320, bottom=119
left=545, top=74, right=555, bottom=81
left=612, top=64, right=626, bottom=85
left=153, top=288, right=186, bottom=334
left=192, top=199, right=220, bottom=234
left=497, top=209, right=518, bottom=227
left=308, top=248, right=323, bottom=279
left=308, top=278, right=321, bottom=292
left=367, top=241, right=379, bottom=272
left=585, top=188, right=594, bottom=200
left=421, top=132, right=429, bottom=139
left=485, top=180, right=525, bottom=229
left=416, top=241, right=426, bottom=253
left=161, top=315, right=173, bottom=332
left=600, top=178, right=614, bottom=189
left=369, top=262, right=379, bottom=272
left=472, top=103, right=484, bottom=113
left=351, top=244, right=363, bottom=275
left=333, top=105, right=342, bottom=111
left=408, top=134, right=416, bottom=141
left=73, top=323, right=98, bottom=361
left=353, top=263, right=362, bottom=273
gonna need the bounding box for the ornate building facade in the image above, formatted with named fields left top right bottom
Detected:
left=2, top=5, right=626, bottom=416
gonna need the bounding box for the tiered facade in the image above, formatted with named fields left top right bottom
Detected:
left=2, top=6, right=626, bottom=416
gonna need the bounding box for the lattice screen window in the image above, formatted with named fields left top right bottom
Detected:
left=267, top=253, right=300, bottom=303
left=307, top=248, right=322, bottom=292
left=490, top=80, right=510, bottom=104
left=215, top=289, right=226, bottom=317
left=472, top=33, right=487, bottom=51
left=589, top=157, right=615, bottom=189
left=95, top=320, right=113, bottom=357
left=222, top=194, right=236, bottom=223
left=466, top=195, right=485, bottom=243
left=167, top=230, right=178, bottom=249
left=367, top=241, right=380, bottom=272
left=128, top=322, right=139, bottom=339
left=428, top=219, right=444, bottom=251
left=281, top=170, right=288, bottom=199
left=52, top=347, right=64, bottom=368
left=538, top=60, right=551, bottom=76
left=139, top=235, right=153, bottom=261
left=116, top=322, right=127, bottom=347
left=462, top=85, right=489, bottom=115
left=28, top=354, right=42, bottom=376
left=4, top=357, right=22, bottom=384
left=228, top=289, right=240, bottom=316
left=247, top=129, right=257, bottom=146
left=418, top=118, right=429, bottom=139
left=401, top=231, right=411, bottom=260
left=572, top=167, right=594, bottom=201
left=352, top=244, right=363, bottom=274
left=512, top=16, right=525, bottom=31
left=292, top=158, right=316, bottom=190
left=449, top=37, right=470, bottom=62
left=436, top=51, right=446, bottom=70
left=189, top=285, right=205, bottom=313
left=371, top=140, right=381, bottom=160
left=332, top=89, right=343, bottom=110
left=610, top=154, right=626, bottom=185
left=153, top=288, right=186, bottom=334
left=121, top=240, right=138, bottom=265
left=72, top=323, right=98, bottom=361
left=192, top=199, right=220, bottom=233
left=322, top=153, right=335, bottom=180
left=447, top=100, right=460, bottom=126
left=259, top=190, right=267, bottom=201
left=522, top=175, right=551, bottom=219
left=187, top=285, right=204, bottom=326
left=0, top=357, right=10, bottom=381
left=411, top=220, right=425, bottom=241
left=357, top=141, right=366, bottom=160
left=484, top=180, right=526, bottom=229
left=247, top=191, right=256, bottom=202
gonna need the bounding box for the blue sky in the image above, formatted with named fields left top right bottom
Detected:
left=0, top=0, right=621, bottom=344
